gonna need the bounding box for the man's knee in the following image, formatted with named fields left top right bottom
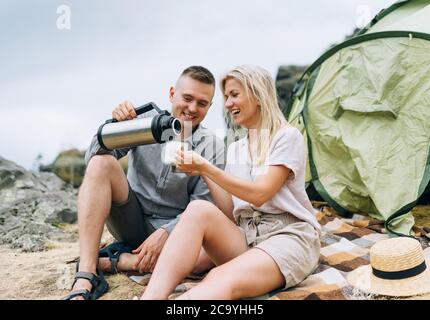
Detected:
left=86, top=155, right=119, bottom=177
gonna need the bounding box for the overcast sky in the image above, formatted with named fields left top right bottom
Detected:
left=0, top=0, right=394, bottom=169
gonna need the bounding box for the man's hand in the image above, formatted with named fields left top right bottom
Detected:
left=132, top=228, right=168, bottom=273
left=112, top=100, right=138, bottom=121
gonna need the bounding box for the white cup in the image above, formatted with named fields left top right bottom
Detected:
left=162, top=140, right=189, bottom=172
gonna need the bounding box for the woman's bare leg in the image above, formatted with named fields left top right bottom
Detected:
left=177, top=248, right=285, bottom=300
left=192, top=248, right=215, bottom=275
left=141, top=200, right=248, bottom=300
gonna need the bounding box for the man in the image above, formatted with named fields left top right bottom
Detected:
left=65, top=66, right=224, bottom=300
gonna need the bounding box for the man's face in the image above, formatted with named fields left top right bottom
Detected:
left=170, top=75, right=214, bottom=129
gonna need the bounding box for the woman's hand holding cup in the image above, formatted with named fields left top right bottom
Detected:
left=175, top=149, right=209, bottom=176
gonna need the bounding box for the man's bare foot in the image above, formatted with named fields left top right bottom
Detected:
left=65, top=268, right=109, bottom=300
left=98, top=253, right=140, bottom=274
left=70, top=278, right=93, bottom=300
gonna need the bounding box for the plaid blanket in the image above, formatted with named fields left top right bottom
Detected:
left=128, top=203, right=430, bottom=300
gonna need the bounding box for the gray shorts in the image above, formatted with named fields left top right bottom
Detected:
left=238, top=210, right=320, bottom=289
left=106, top=185, right=156, bottom=249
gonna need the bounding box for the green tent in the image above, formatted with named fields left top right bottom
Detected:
left=286, top=0, right=430, bottom=235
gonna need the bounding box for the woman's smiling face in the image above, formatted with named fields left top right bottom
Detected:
left=224, top=78, right=260, bottom=129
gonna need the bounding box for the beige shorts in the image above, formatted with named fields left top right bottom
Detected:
left=237, top=210, right=320, bottom=289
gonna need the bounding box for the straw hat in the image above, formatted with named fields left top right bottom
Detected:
left=347, top=237, right=430, bottom=297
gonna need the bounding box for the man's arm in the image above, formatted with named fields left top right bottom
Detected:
left=132, top=215, right=182, bottom=273
left=132, top=228, right=168, bottom=273
left=85, top=101, right=138, bottom=165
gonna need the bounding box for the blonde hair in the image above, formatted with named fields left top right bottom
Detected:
left=221, top=65, right=288, bottom=166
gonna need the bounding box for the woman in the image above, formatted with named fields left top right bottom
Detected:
left=141, top=65, right=321, bottom=300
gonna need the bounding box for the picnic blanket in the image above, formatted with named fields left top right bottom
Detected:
left=128, top=203, right=430, bottom=300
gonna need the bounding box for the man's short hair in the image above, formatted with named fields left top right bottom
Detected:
left=181, top=66, right=215, bottom=86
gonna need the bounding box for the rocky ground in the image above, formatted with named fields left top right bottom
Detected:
left=0, top=156, right=144, bottom=299
left=0, top=156, right=78, bottom=252
left=0, top=226, right=144, bottom=300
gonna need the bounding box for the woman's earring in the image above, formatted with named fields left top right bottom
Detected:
left=256, top=98, right=261, bottom=107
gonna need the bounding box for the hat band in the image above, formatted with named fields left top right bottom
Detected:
left=372, top=261, right=427, bottom=280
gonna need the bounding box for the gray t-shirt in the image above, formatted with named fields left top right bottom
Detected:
left=85, top=111, right=225, bottom=233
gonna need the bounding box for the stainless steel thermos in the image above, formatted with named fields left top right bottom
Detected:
left=97, top=102, right=182, bottom=150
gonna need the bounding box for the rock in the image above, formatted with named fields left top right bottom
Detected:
left=40, top=148, right=128, bottom=187
left=34, top=171, right=69, bottom=192
left=0, top=157, right=30, bottom=189
left=0, top=156, right=78, bottom=252
left=275, top=65, right=307, bottom=116
left=17, top=234, right=42, bottom=252
left=40, top=149, right=86, bottom=188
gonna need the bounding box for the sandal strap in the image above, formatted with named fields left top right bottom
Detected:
left=110, top=257, right=119, bottom=274
left=99, top=242, right=132, bottom=274
left=71, top=271, right=100, bottom=289
left=75, top=271, right=96, bottom=281
left=65, top=267, right=108, bottom=300
left=63, top=289, right=91, bottom=300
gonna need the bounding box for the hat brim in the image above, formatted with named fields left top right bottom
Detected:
left=347, top=258, right=430, bottom=297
